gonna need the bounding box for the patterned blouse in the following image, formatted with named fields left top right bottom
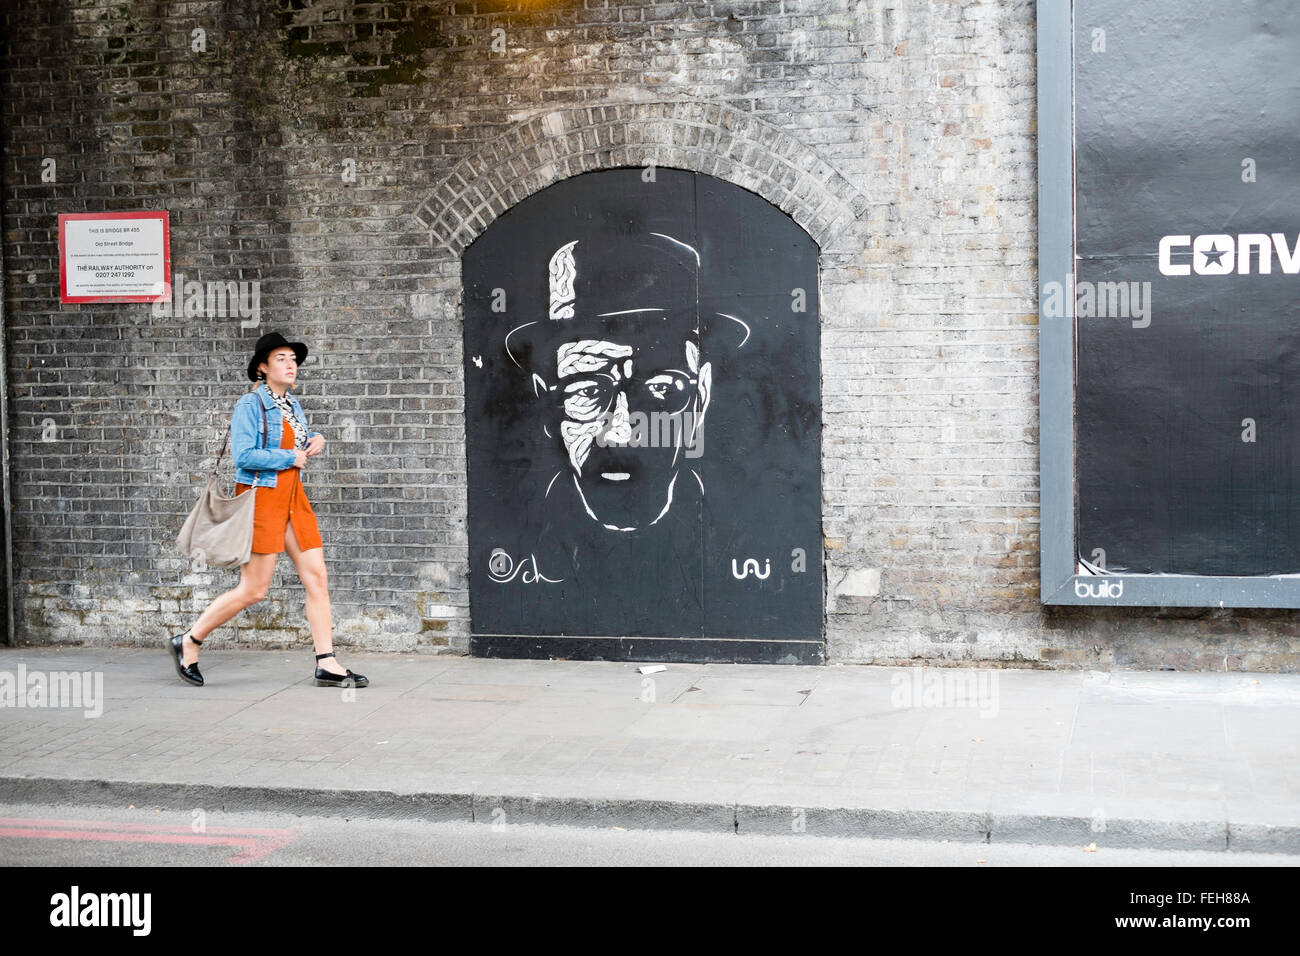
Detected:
left=269, top=388, right=308, bottom=450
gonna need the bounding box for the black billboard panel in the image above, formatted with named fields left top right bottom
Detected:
left=1074, top=0, right=1300, bottom=576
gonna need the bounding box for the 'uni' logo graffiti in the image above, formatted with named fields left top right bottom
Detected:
left=732, top=558, right=770, bottom=580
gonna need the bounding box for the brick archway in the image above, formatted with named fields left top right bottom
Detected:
left=413, top=99, right=867, bottom=256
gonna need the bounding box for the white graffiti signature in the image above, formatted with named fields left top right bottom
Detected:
left=489, top=548, right=563, bottom=584
left=731, top=558, right=771, bottom=580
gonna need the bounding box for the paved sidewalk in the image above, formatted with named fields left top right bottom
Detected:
left=1, top=646, right=1298, bottom=852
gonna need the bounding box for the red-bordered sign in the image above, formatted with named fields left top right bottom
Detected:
left=59, top=211, right=170, bottom=303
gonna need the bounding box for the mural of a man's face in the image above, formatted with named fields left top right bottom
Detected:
left=465, top=168, right=822, bottom=647
left=521, top=236, right=713, bottom=532
left=551, top=332, right=711, bottom=531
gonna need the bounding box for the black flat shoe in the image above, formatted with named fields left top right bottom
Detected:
left=314, top=651, right=368, bottom=688
left=169, top=632, right=204, bottom=686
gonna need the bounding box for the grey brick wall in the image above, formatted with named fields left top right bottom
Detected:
left=3, top=0, right=1298, bottom=671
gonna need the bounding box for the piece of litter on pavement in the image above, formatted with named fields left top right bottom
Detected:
left=637, top=664, right=667, bottom=674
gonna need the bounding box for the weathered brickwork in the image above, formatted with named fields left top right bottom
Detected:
left=3, top=0, right=1297, bottom=670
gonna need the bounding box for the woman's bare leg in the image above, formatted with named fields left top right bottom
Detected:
left=283, top=523, right=347, bottom=674
left=181, top=552, right=277, bottom=666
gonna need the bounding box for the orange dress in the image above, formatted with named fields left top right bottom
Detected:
left=234, top=417, right=323, bottom=554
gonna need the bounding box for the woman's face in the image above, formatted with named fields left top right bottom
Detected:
left=260, top=347, right=298, bottom=387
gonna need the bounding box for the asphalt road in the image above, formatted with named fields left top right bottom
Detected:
left=1, top=802, right=1296, bottom=867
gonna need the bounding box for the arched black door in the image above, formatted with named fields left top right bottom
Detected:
left=462, top=168, right=822, bottom=663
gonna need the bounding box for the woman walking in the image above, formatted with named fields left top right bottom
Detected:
left=169, top=332, right=368, bottom=689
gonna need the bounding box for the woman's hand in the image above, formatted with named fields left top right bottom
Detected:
left=305, top=435, right=325, bottom=457
left=293, top=450, right=308, bottom=469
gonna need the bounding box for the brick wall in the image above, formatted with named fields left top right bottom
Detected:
left=3, top=0, right=1297, bottom=670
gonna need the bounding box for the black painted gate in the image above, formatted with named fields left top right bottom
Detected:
left=462, top=168, right=822, bottom=663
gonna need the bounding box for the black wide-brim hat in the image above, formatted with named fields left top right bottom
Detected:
left=247, top=331, right=308, bottom=382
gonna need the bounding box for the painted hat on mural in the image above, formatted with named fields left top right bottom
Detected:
left=247, top=331, right=309, bottom=382
left=502, top=231, right=749, bottom=376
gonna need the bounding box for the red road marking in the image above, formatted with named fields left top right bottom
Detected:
left=0, top=817, right=299, bottom=864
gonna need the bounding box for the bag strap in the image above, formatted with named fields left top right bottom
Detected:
left=212, top=423, right=231, bottom=475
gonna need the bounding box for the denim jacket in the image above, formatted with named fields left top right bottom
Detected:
left=230, top=382, right=321, bottom=488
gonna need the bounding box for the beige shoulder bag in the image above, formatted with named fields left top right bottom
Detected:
left=175, top=401, right=268, bottom=568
